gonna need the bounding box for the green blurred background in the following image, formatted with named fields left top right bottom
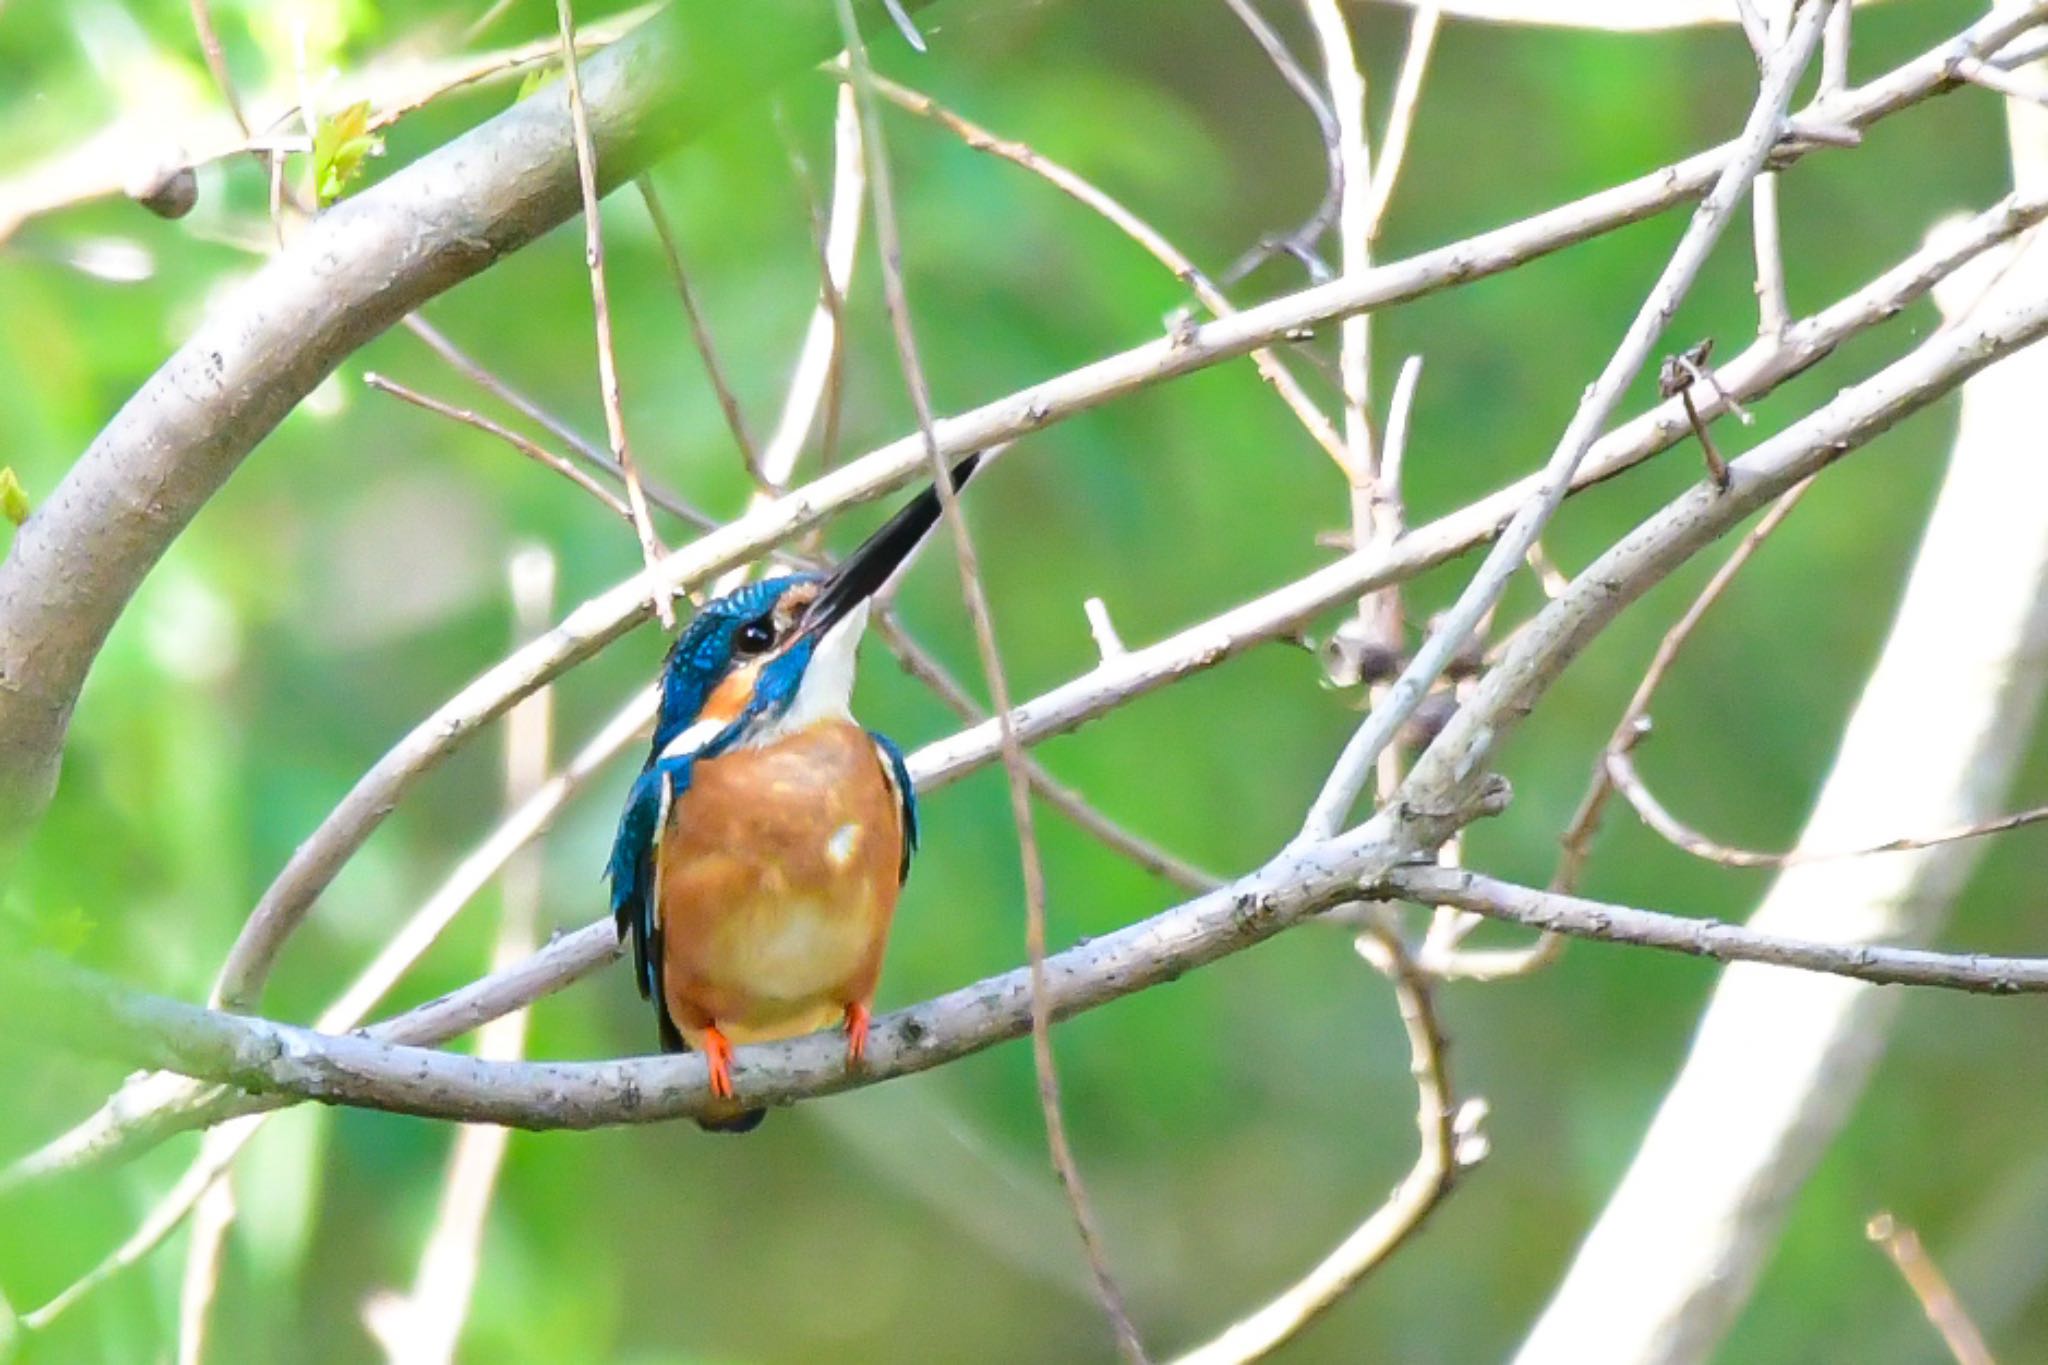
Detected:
left=4, top=0, right=2046, bottom=1360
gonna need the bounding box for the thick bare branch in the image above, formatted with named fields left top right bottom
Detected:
left=23, top=809, right=2048, bottom=1139
left=0, top=0, right=941, bottom=832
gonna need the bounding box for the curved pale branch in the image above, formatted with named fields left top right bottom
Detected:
left=1395, top=868, right=2048, bottom=994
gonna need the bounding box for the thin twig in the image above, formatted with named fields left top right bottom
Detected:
left=1551, top=477, right=1814, bottom=896
left=636, top=176, right=766, bottom=485
left=400, top=316, right=719, bottom=533
left=1753, top=170, right=1792, bottom=338
left=709, top=85, right=865, bottom=597
left=1222, top=0, right=1343, bottom=283
left=1660, top=342, right=1735, bottom=489
left=1956, top=55, right=2048, bottom=109
left=875, top=613, right=1221, bottom=894
left=834, top=3, right=1145, bottom=1356
left=364, top=372, right=634, bottom=522
left=1082, top=597, right=1128, bottom=660
left=1361, top=6, right=1444, bottom=241
left=556, top=0, right=671, bottom=627
left=1306, top=0, right=1407, bottom=815
left=188, top=0, right=250, bottom=137
left=1172, top=928, right=1472, bottom=1364
left=1749, top=5, right=1794, bottom=339
left=1823, top=0, right=1852, bottom=95
left=1732, top=0, right=1771, bottom=59
left=865, top=72, right=1352, bottom=475
left=461, top=0, right=522, bottom=46
left=1611, top=745, right=2048, bottom=870
left=1866, top=1212, right=1996, bottom=1365
left=1523, top=540, right=1573, bottom=598
left=1392, top=866, right=2048, bottom=996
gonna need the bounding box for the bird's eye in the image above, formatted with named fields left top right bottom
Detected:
left=734, top=619, right=775, bottom=656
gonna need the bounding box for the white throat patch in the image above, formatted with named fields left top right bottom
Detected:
left=746, top=598, right=868, bottom=746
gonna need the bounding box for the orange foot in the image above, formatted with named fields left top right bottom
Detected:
left=842, top=1001, right=872, bottom=1068
left=702, top=1026, right=737, bottom=1099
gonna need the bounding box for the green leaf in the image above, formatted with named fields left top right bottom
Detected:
left=0, top=467, right=27, bottom=525
left=516, top=60, right=561, bottom=102
left=312, top=100, right=384, bottom=206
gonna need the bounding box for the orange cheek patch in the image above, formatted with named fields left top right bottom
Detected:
left=702, top=661, right=762, bottom=724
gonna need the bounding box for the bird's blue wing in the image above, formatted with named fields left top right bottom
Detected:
left=869, top=731, right=919, bottom=885
left=606, top=756, right=692, bottom=1008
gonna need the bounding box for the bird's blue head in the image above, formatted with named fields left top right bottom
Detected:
left=648, top=452, right=985, bottom=763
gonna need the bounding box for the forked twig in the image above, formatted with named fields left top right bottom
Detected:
left=400, top=315, right=720, bottom=533
left=1299, top=2, right=1832, bottom=843
left=363, top=372, right=634, bottom=522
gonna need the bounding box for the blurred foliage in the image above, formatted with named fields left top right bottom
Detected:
left=2, top=0, right=2046, bottom=1361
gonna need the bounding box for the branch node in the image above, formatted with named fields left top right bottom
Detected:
left=1083, top=597, right=1127, bottom=660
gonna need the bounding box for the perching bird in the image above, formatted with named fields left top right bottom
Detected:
left=607, top=454, right=982, bottom=1131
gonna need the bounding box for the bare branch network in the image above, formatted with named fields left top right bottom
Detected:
left=7, top=0, right=2048, bottom=1358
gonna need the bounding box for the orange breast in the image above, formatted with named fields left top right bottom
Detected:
left=657, top=719, right=905, bottom=1047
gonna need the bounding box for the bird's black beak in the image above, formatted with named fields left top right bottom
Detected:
left=800, top=452, right=985, bottom=639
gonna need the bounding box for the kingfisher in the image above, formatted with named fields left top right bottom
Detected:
left=607, top=454, right=982, bottom=1132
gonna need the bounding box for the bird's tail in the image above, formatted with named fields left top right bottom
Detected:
left=659, top=1011, right=768, bottom=1134
left=696, top=1107, right=767, bottom=1135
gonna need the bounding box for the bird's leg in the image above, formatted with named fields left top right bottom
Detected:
left=701, top=1026, right=737, bottom=1099
left=842, top=1001, right=872, bottom=1068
